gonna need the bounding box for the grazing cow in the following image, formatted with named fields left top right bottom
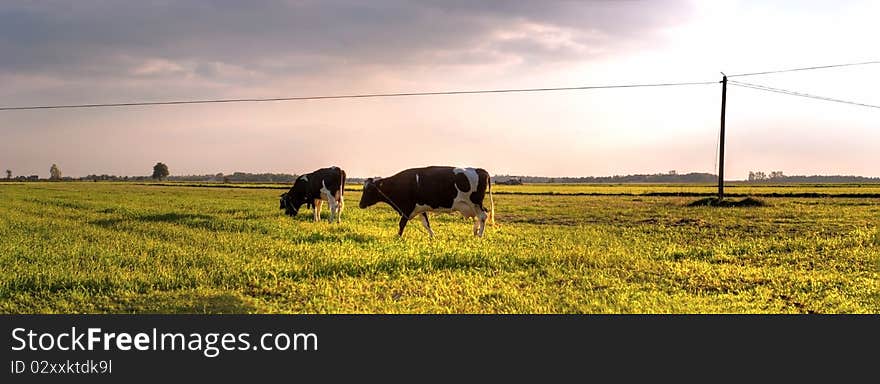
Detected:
left=359, top=166, right=495, bottom=237
left=280, top=166, right=346, bottom=223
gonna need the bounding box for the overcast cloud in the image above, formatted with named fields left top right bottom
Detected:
left=0, top=1, right=690, bottom=96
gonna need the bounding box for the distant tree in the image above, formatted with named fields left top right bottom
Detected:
left=5, top=169, right=10, bottom=180
left=152, top=162, right=170, bottom=180
left=769, top=171, right=785, bottom=180
left=49, top=164, right=62, bottom=180
left=748, top=171, right=756, bottom=181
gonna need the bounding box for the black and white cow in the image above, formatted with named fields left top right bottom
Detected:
left=359, top=166, right=495, bottom=237
left=280, top=166, right=346, bottom=223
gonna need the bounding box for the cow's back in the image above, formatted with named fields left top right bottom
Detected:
left=305, top=166, right=345, bottom=199
left=407, top=167, right=458, bottom=209
left=402, top=166, right=490, bottom=211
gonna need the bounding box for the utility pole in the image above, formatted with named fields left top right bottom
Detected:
left=718, top=74, right=727, bottom=201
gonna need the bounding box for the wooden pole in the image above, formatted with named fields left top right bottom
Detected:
left=718, top=75, right=727, bottom=201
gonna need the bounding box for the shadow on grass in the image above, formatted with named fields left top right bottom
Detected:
left=500, top=215, right=583, bottom=226
left=113, top=291, right=258, bottom=314
left=24, top=197, right=90, bottom=210
left=138, top=212, right=215, bottom=224
left=91, top=212, right=273, bottom=234
left=91, top=213, right=213, bottom=227
left=3, top=281, right=257, bottom=314
left=296, top=231, right=378, bottom=244
left=280, top=252, right=543, bottom=280
left=278, top=210, right=344, bottom=223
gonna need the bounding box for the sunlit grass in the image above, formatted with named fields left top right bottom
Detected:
left=0, top=182, right=877, bottom=313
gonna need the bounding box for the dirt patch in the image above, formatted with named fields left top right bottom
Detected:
left=671, top=217, right=708, bottom=226
left=688, top=197, right=769, bottom=207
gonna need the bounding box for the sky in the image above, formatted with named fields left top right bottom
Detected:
left=1, top=0, right=879, bottom=179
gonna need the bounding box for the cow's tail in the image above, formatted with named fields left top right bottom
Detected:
left=339, top=168, right=346, bottom=198
left=487, top=175, right=496, bottom=225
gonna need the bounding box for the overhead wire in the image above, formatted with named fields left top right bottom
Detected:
left=2, top=60, right=878, bottom=111
left=0, top=80, right=718, bottom=111
left=728, top=80, right=880, bottom=110
left=726, top=60, right=880, bottom=78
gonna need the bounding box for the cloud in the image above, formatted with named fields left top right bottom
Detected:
left=1, top=1, right=710, bottom=178
left=0, top=0, right=692, bottom=93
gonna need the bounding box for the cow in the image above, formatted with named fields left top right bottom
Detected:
left=358, top=166, right=495, bottom=237
left=280, top=166, right=346, bottom=223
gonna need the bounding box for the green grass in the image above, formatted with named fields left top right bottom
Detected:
left=1, top=182, right=878, bottom=313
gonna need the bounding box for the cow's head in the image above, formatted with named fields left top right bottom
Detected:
left=359, top=177, right=382, bottom=209
left=279, top=176, right=311, bottom=216
left=279, top=192, right=288, bottom=210
left=279, top=191, right=299, bottom=216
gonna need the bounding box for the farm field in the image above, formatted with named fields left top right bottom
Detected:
left=1, top=182, right=878, bottom=314
left=141, top=181, right=880, bottom=196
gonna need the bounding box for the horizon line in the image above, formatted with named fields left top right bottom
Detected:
left=7, top=170, right=880, bottom=181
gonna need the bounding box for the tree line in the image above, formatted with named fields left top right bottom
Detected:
left=493, top=171, right=718, bottom=184
left=494, top=170, right=880, bottom=184
left=746, top=170, right=880, bottom=183
left=2, top=162, right=171, bottom=182
left=4, top=164, right=880, bottom=184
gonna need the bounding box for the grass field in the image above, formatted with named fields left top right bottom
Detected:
left=1, top=182, right=878, bottom=314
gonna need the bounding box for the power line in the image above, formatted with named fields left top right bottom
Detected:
left=0, top=80, right=717, bottom=111
left=726, top=60, right=880, bottom=78
left=729, top=80, right=880, bottom=110
left=3, top=59, right=877, bottom=111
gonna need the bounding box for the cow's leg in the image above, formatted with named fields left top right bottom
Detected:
left=313, top=199, right=323, bottom=222
left=476, top=210, right=488, bottom=237
left=397, top=216, right=409, bottom=237
left=335, top=195, right=344, bottom=223
left=468, top=207, right=480, bottom=236
left=420, top=212, right=434, bottom=237
left=325, top=192, right=338, bottom=223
